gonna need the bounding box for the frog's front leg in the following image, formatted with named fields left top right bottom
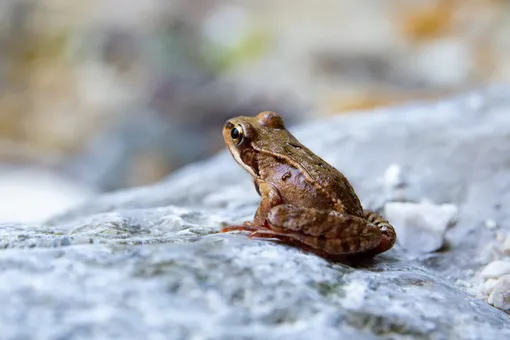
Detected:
left=249, top=205, right=389, bottom=256
left=221, top=180, right=282, bottom=233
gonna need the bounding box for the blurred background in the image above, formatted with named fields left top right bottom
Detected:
left=1, top=0, right=510, bottom=222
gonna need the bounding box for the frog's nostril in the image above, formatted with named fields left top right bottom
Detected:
left=225, top=121, right=234, bottom=130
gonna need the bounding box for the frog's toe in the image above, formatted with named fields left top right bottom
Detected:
left=372, top=234, right=394, bottom=255
left=221, top=222, right=254, bottom=233
left=248, top=230, right=278, bottom=239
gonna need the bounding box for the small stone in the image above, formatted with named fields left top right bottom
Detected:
left=479, top=278, right=499, bottom=297
left=480, top=242, right=504, bottom=264
left=60, top=237, right=71, bottom=246
left=72, top=235, right=91, bottom=244
left=495, top=232, right=506, bottom=243
left=484, top=219, right=497, bottom=230
left=503, top=236, right=510, bottom=255
left=488, top=275, right=510, bottom=311
left=480, top=260, right=510, bottom=279
left=384, top=201, right=458, bottom=253
left=383, top=163, right=405, bottom=189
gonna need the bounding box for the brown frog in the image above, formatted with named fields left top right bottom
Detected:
left=221, top=111, right=396, bottom=260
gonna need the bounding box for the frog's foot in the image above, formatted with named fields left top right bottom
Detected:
left=248, top=229, right=280, bottom=239
left=363, top=210, right=397, bottom=255
left=221, top=221, right=266, bottom=233
left=264, top=204, right=387, bottom=256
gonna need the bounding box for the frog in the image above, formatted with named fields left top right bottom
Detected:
left=221, top=111, right=396, bottom=260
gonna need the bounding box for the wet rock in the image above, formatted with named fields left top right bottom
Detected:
left=2, top=87, right=510, bottom=339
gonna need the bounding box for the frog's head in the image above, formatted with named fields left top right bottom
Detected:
left=223, top=111, right=286, bottom=177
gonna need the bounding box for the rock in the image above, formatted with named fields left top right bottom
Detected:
left=384, top=201, right=458, bottom=253
left=480, top=241, right=506, bottom=264
left=484, top=219, right=497, bottom=230
left=476, top=234, right=510, bottom=310
left=2, top=87, right=510, bottom=339
left=480, top=260, right=510, bottom=279
left=381, top=163, right=407, bottom=202
left=479, top=278, right=499, bottom=297
left=383, top=163, right=405, bottom=190
left=503, top=235, right=510, bottom=255
left=488, top=275, right=510, bottom=311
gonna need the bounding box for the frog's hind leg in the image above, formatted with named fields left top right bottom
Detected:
left=263, top=204, right=385, bottom=256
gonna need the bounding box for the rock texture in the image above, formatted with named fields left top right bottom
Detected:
left=2, top=87, right=510, bottom=339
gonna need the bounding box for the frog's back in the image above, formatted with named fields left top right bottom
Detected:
left=295, top=146, right=364, bottom=216
left=255, top=128, right=364, bottom=217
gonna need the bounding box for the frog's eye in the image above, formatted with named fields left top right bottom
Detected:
left=231, top=124, right=244, bottom=145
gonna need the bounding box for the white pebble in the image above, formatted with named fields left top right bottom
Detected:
left=383, top=164, right=405, bottom=189
left=488, top=275, right=510, bottom=311
left=384, top=201, right=458, bottom=253
left=480, top=260, right=510, bottom=279
left=484, top=219, right=497, bottom=230
left=503, top=236, right=510, bottom=255
left=479, top=242, right=504, bottom=264
left=496, top=232, right=506, bottom=243
left=479, top=278, right=499, bottom=296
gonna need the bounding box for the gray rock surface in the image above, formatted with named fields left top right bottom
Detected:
left=2, top=87, right=510, bottom=339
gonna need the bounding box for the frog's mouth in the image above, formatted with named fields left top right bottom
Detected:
left=224, top=120, right=258, bottom=178
left=229, top=148, right=257, bottom=178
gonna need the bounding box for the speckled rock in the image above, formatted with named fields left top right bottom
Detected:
left=2, top=87, right=510, bottom=339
